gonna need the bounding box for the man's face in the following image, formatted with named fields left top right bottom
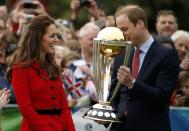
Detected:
left=79, top=29, right=99, bottom=53
left=156, top=15, right=178, bottom=36
left=174, top=36, right=189, bottom=61
left=116, top=15, right=140, bottom=47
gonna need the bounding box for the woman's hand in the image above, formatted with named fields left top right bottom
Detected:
left=0, top=88, right=11, bottom=109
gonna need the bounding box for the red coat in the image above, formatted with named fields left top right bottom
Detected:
left=12, top=62, right=75, bottom=131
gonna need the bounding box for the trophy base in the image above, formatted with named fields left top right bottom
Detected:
left=83, top=101, right=121, bottom=123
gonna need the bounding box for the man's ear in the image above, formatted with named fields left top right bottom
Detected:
left=136, top=19, right=145, bottom=29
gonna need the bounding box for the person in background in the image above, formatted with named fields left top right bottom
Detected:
left=56, top=22, right=100, bottom=112
left=0, top=21, right=17, bottom=104
left=171, top=30, right=189, bottom=70
left=63, top=39, right=81, bottom=54
left=0, top=0, right=8, bottom=24
left=70, top=22, right=100, bottom=103
left=70, top=0, right=101, bottom=29
left=6, top=15, right=75, bottom=131
left=55, top=19, right=77, bottom=42
left=0, top=88, right=10, bottom=131
left=0, top=31, right=6, bottom=77
left=54, top=45, right=78, bottom=110
left=105, top=15, right=116, bottom=27
left=155, top=10, right=178, bottom=37
left=0, top=88, right=11, bottom=109
left=8, top=0, right=46, bottom=36
left=181, top=53, right=189, bottom=71
left=156, top=35, right=175, bottom=49
left=77, top=22, right=100, bottom=74
left=107, top=5, right=180, bottom=131
left=174, top=70, right=189, bottom=107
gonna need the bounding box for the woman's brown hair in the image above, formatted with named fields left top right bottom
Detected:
left=6, top=15, right=60, bottom=81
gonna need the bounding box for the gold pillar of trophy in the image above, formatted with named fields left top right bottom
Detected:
left=83, top=27, right=131, bottom=122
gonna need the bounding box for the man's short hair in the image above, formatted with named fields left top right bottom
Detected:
left=79, top=22, right=100, bottom=38
left=115, top=4, right=148, bottom=29
left=156, top=10, right=177, bottom=23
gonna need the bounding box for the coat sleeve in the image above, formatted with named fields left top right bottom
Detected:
left=60, top=83, right=76, bottom=131
left=12, top=67, right=53, bottom=131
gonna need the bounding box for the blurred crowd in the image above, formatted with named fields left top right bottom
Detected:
left=0, top=0, right=189, bottom=111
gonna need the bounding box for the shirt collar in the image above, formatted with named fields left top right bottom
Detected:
left=138, top=36, right=154, bottom=53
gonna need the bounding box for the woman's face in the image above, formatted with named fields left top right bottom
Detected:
left=41, top=24, right=59, bottom=54
left=181, top=80, right=189, bottom=96
left=63, top=26, right=73, bottom=41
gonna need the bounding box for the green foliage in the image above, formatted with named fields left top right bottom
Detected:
left=7, top=0, right=189, bottom=31
left=48, top=0, right=70, bottom=19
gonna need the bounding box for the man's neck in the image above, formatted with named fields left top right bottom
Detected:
left=136, top=31, right=151, bottom=48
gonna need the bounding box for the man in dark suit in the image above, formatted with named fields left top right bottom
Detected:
left=108, top=4, right=180, bottom=131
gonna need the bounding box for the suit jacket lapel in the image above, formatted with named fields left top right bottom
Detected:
left=137, top=41, right=158, bottom=80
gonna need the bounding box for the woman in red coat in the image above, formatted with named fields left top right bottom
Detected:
left=6, top=15, right=75, bottom=131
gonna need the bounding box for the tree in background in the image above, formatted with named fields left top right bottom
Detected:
left=6, top=0, right=189, bottom=32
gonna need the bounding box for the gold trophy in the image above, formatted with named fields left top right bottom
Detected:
left=83, top=27, right=131, bottom=122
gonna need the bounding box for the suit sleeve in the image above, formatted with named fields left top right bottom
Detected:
left=12, top=67, right=53, bottom=131
left=129, top=49, right=180, bottom=104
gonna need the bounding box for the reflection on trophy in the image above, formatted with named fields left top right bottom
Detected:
left=83, top=27, right=132, bottom=122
